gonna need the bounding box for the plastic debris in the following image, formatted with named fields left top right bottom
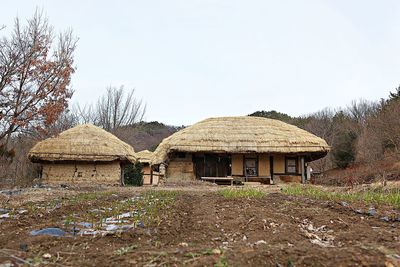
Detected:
left=30, top=228, right=66, bottom=237
left=367, top=208, right=377, bottom=216
left=0, top=189, right=22, bottom=196
left=299, top=219, right=335, bottom=248
left=76, top=222, right=92, bottom=228
left=0, top=213, right=10, bottom=219
left=380, top=216, right=390, bottom=222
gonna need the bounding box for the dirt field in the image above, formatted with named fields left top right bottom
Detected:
left=0, top=185, right=399, bottom=267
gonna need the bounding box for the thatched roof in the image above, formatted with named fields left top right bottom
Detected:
left=136, top=150, right=153, bottom=164
left=28, top=124, right=136, bottom=163
left=152, top=116, right=330, bottom=164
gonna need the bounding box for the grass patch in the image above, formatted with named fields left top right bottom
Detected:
left=282, top=184, right=400, bottom=208
left=218, top=188, right=264, bottom=199
left=67, top=190, right=180, bottom=229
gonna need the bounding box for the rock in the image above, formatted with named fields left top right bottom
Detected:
left=179, top=242, right=188, bottom=247
left=243, top=235, right=247, bottom=241
left=212, top=248, right=222, bottom=255
left=19, top=243, right=28, bottom=252
left=255, top=240, right=267, bottom=245
left=355, top=209, right=363, bottom=214
left=42, top=253, right=51, bottom=259
left=30, top=228, right=66, bottom=237
left=0, top=262, right=14, bottom=267
left=340, top=201, right=349, bottom=207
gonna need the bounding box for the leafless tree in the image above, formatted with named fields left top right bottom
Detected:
left=95, top=86, right=146, bottom=132
left=72, top=103, right=96, bottom=124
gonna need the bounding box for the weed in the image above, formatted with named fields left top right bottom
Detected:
left=218, top=188, right=264, bottom=199
left=114, top=245, right=137, bottom=256
left=282, top=185, right=400, bottom=208
left=214, top=256, right=229, bottom=267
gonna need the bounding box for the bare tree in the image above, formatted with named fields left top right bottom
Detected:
left=72, top=103, right=96, bottom=124
left=95, top=86, right=146, bottom=132
left=0, top=10, right=77, bottom=147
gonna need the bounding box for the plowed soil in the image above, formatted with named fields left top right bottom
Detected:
left=0, top=186, right=399, bottom=266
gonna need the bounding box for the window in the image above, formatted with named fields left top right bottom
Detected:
left=286, top=157, right=297, bottom=174
left=245, top=158, right=257, bottom=176
left=286, top=158, right=297, bottom=173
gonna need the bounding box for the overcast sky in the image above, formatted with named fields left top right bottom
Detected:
left=2, top=0, right=400, bottom=125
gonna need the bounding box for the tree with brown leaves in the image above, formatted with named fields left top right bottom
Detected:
left=0, top=11, right=77, bottom=146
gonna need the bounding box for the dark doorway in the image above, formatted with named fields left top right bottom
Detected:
left=193, top=154, right=231, bottom=178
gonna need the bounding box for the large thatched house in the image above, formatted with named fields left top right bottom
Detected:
left=28, top=124, right=136, bottom=185
left=152, top=116, right=330, bottom=184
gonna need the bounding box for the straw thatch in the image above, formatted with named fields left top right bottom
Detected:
left=152, top=116, right=330, bottom=164
left=136, top=150, right=154, bottom=164
left=28, top=124, right=136, bottom=163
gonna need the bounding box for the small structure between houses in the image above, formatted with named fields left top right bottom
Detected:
left=151, top=116, right=330, bottom=184
left=28, top=124, right=136, bottom=185
left=136, top=150, right=159, bottom=185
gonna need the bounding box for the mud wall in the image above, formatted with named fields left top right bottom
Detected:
left=42, top=161, right=121, bottom=185
left=166, top=155, right=195, bottom=182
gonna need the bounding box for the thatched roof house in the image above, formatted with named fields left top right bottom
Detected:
left=152, top=116, right=330, bottom=184
left=28, top=124, right=136, bottom=185
left=135, top=150, right=157, bottom=185
left=136, top=150, right=154, bottom=164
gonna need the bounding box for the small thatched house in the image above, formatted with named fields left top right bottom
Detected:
left=28, top=124, right=136, bottom=185
left=152, top=116, right=330, bottom=184
left=136, top=150, right=159, bottom=185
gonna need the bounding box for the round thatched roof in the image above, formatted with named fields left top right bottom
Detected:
left=136, top=150, right=154, bottom=164
left=152, top=116, right=330, bottom=164
left=28, top=124, right=136, bottom=163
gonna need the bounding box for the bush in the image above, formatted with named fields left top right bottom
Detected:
left=124, top=162, right=144, bottom=186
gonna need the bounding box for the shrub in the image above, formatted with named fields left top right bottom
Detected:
left=124, top=162, right=144, bottom=186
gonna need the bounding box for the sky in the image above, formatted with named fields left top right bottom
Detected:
left=2, top=0, right=400, bottom=125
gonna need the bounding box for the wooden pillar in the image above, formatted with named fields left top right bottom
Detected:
left=120, top=164, right=125, bottom=186
left=270, top=156, right=274, bottom=185
left=300, top=157, right=305, bottom=184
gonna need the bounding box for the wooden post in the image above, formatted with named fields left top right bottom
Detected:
left=270, top=156, right=274, bottom=185
left=120, top=164, right=125, bottom=186
left=300, top=157, right=305, bottom=184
